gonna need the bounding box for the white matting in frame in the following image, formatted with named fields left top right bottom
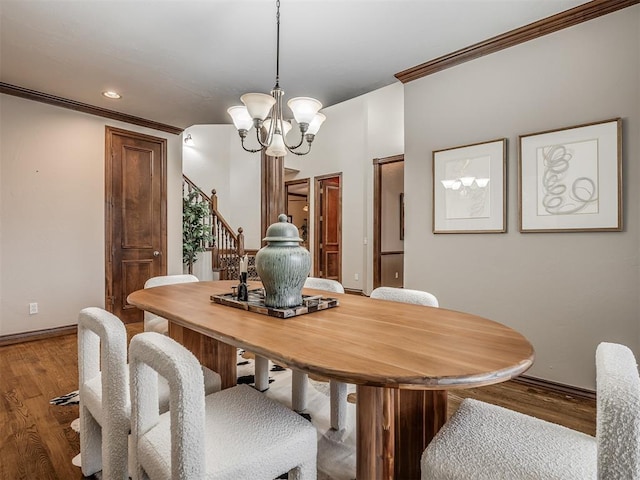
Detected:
left=519, top=118, right=622, bottom=232
left=433, top=138, right=506, bottom=233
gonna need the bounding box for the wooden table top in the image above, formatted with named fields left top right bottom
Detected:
left=128, top=280, right=534, bottom=390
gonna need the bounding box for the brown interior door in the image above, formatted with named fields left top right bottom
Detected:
left=105, top=127, right=167, bottom=323
left=315, top=174, right=341, bottom=282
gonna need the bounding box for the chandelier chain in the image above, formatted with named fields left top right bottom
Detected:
left=275, top=0, right=281, bottom=88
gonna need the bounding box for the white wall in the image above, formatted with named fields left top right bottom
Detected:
left=403, top=7, right=640, bottom=389
left=285, top=83, right=404, bottom=292
left=0, top=94, right=183, bottom=335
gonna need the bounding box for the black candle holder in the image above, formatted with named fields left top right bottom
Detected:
left=237, top=272, right=248, bottom=301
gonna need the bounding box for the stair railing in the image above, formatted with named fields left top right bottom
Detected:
left=183, top=175, right=247, bottom=279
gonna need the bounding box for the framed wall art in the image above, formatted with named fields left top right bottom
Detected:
left=432, top=138, right=507, bottom=233
left=518, top=118, right=622, bottom=232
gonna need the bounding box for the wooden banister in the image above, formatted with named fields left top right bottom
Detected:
left=183, top=175, right=255, bottom=280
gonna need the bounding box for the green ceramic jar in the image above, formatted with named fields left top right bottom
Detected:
left=255, top=214, right=311, bottom=308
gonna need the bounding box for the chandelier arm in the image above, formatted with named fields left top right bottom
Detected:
left=240, top=136, right=265, bottom=153
left=283, top=131, right=305, bottom=150
left=286, top=141, right=312, bottom=156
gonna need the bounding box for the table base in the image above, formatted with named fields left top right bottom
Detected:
left=357, top=386, right=447, bottom=479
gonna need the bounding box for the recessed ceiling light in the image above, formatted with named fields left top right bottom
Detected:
left=102, top=91, right=121, bottom=99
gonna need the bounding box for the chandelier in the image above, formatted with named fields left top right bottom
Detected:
left=227, top=0, right=325, bottom=157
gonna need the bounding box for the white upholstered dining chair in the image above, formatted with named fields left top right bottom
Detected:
left=370, top=286, right=439, bottom=307
left=129, top=332, right=318, bottom=480
left=421, top=342, right=640, bottom=479
left=143, top=274, right=199, bottom=334
left=77, top=307, right=221, bottom=479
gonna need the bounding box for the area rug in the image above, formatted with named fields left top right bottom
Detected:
left=53, top=349, right=357, bottom=480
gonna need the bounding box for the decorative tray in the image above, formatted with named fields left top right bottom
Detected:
left=210, top=287, right=338, bottom=319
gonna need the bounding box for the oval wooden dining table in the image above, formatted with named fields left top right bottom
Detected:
left=128, top=280, right=534, bottom=480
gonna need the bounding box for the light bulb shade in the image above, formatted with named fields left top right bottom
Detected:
left=241, top=93, right=276, bottom=121
left=263, top=118, right=292, bottom=136
left=306, top=112, right=326, bottom=135
left=227, top=106, right=254, bottom=131
left=265, top=132, right=287, bottom=157
left=459, top=176, right=475, bottom=187
left=287, top=97, right=322, bottom=125
left=475, top=178, right=490, bottom=188
left=440, top=179, right=457, bottom=189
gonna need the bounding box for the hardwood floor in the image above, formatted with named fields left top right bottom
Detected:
left=0, top=323, right=596, bottom=480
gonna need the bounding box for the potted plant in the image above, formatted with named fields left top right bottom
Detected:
left=183, top=191, right=214, bottom=274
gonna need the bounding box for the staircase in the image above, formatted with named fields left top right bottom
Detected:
left=183, top=175, right=258, bottom=280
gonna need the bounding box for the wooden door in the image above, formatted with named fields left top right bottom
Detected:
left=314, top=174, right=341, bottom=282
left=373, top=155, right=404, bottom=289
left=105, top=127, right=167, bottom=323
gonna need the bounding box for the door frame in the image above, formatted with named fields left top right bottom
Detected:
left=104, top=126, right=168, bottom=314
left=313, top=172, right=342, bottom=282
left=373, top=154, right=404, bottom=289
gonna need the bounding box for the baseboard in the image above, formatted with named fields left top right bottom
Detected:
left=0, top=325, right=77, bottom=347
left=513, top=374, right=596, bottom=401
left=344, top=288, right=365, bottom=296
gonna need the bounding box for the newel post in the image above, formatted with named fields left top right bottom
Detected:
left=237, top=227, right=245, bottom=257
left=210, top=189, right=218, bottom=211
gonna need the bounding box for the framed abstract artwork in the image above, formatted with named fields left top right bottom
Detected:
left=432, top=138, right=507, bottom=233
left=519, top=118, right=622, bottom=232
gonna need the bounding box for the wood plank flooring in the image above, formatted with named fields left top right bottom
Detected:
left=0, top=323, right=596, bottom=480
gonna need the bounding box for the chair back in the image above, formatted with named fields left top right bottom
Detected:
left=304, top=277, right=345, bottom=294
left=596, top=342, right=640, bottom=479
left=370, top=286, right=439, bottom=307
left=78, top=307, right=129, bottom=418
left=77, top=307, right=131, bottom=478
left=129, top=332, right=206, bottom=480
left=143, top=274, right=199, bottom=332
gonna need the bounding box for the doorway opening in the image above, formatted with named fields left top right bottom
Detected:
left=285, top=178, right=310, bottom=250
left=373, top=155, right=404, bottom=289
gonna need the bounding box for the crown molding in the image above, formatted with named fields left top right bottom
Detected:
left=395, top=0, right=639, bottom=83
left=0, top=82, right=183, bottom=135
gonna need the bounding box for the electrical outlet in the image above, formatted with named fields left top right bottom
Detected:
left=29, top=302, right=38, bottom=315
left=354, top=273, right=359, bottom=281
left=395, top=272, right=399, bottom=279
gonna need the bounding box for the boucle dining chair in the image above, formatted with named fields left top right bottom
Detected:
left=370, top=286, right=439, bottom=307
left=129, top=332, right=318, bottom=480
left=421, top=342, right=640, bottom=479
left=78, top=307, right=221, bottom=479
left=143, top=274, right=199, bottom=334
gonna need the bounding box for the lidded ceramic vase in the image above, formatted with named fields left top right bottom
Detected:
left=255, top=214, right=311, bottom=308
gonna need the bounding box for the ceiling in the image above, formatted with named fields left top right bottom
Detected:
left=0, top=0, right=589, bottom=130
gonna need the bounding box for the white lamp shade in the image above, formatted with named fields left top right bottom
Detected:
left=263, top=118, right=292, bottom=136
left=459, top=176, right=475, bottom=187
left=306, top=112, right=326, bottom=135
left=440, top=179, right=456, bottom=189
left=227, top=106, right=254, bottom=131
left=265, top=132, right=287, bottom=157
left=475, top=178, right=490, bottom=188
left=241, top=93, right=276, bottom=121
left=287, top=97, right=322, bottom=125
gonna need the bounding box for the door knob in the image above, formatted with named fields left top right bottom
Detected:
left=153, top=251, right=161, bottom=257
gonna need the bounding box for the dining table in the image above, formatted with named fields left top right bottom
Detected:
left=127, top=280, right=534, bottom=480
